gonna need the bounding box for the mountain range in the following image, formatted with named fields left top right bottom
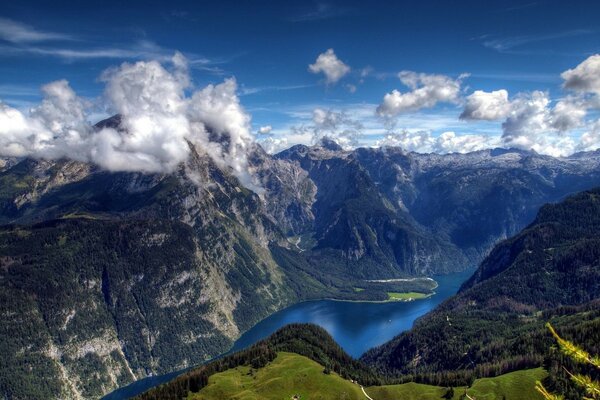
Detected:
left=136, top=188, right=600, bottom=400
left=2, top=118, right=600, bottom=398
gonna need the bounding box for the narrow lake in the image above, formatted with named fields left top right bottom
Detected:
left=103, top=268, right=474, bottom=399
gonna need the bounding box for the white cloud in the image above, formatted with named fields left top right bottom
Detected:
left=0, top=53, right=261, bottom=191
left=501, top=91, right=551, bottom=145
left=258, top=136, right=289, bottom=154
left=561, top=54, right=600, bottom=95
left=311, top=108, right=362, bottom=149
left=376, top=72, right=463, bottom=117
left=188, top=78, right=257, bottom=190
left=257, top=125, right=272, bottom=134
left=550, top=96, right=587, bottom=132
left=460, top=89, right=511, bottom=120
left=98, top=56, right=191, bottom=172
left=308, top=49, right=350, bottom=84
left=499, top=91, right=581, bottom=157
left=578, top=120, right=600, bottom=152
left=0, top=17, right=74, bottom=43
left=377, top=129, right=499, bottom=154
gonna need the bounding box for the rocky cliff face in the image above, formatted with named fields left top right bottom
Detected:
left=275, top=142, right=466, bottom=276
left=277, top=143, right=600, bottom=266
left=0, top=124, right=303, bottom=398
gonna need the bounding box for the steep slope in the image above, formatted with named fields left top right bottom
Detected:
left=276, top=141, right=467, bottom=277
left=0, top=135, right=440, bottom=399
left=4, top=131, right=600, bottom=399
left=353, top=147, right=600, bottom=262
left=362, top=189, right=600, bottom=386
left=0, top=217, right=289, bottom=399
left=0, top=123, right=308, bottom=398
left=272, top=142, right=600, bottom=276
left=135, top=324, right=546, bottom=400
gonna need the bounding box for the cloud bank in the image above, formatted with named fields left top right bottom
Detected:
left=375, top=54, right=600, bottom=156
left=0, top=53, right=259, bottom=190
left=460, top=90, right=511, bottom=120
left=377, top=130, right=499, bottom=154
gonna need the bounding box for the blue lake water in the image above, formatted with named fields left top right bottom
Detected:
left=103, top=268, right=474, bottom=399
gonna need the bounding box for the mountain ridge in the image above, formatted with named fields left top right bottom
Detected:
left=3, top=131, right=600, bottom=398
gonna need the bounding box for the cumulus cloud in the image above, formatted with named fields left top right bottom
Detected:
left=550, top=96, right=587, bottom=132
left=283, top=108, right=363, bottom=150
left=377, top=129, right=499, bottom=154
left=578, top=120, right=600, bottom=152
left=499, top=91, right=581, bottom=156
left=501, top=91, right=551, bottom=146
left=257, top=125, right=272, bottom=134
left=0, top=80, right=91, bottom=160
left=561, top=54, right=600, bottom=95
left=308, top=49, right=350, bottom=84
left=259, top=136, right=289, bottom=154
left=377, top=72, right=464, bottom=117
left=311, top=108, right=362, bottom=148
left=0, top=53, right=261, bottom=191
left=460, top=89, right=511, bottom=120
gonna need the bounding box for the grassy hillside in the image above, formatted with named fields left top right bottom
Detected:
left=136, top=324, right=551, bottom=400
left=190, top=352, right=546, bottom=400
left=191, top=352, right=364, bottom=400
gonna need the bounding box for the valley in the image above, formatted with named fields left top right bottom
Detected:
left=132, top=188, right=600, bottom=400
left=2, top=140, right=600, bottom=399
left=1, top=5, right=599, bottom=399
left=105, top=269, right=473, bottom=399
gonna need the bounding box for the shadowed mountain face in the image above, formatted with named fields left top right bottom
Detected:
left=2, top=126, right=600, bottom=398
left=361, top=188, right=600, bottom=383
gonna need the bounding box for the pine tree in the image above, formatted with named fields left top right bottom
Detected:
left=536, top=323, right=600, bottom=400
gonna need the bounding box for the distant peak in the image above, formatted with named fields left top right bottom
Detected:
left=319, top=137, right=343, bottom=152
left=489, top=147, right=533, bottom=157
left=94, top=114, right=123, bottom=131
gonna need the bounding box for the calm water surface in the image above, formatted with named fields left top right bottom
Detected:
left=104, top=268, right=474, bottom=399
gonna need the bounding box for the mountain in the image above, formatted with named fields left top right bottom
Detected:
left=0, top=126, right=435, bottom=399
left=274, top=142, right=600, bottom=272
left=3, top=124, right=600, bottom=399
left=361, top=188, right=600, bottom=388
left=134, top=324, right=546, bottom=400
left=349, top=146, right=600, bottom=262
left=274, top=142, right=466, bottom=277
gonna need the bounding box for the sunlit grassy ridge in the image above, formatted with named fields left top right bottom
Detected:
left=190, top=352, right=364, bottom=400
left=190, top=352, right=546, bottom=400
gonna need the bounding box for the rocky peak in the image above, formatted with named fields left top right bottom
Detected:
left=94, top=114, right=124, bottom=131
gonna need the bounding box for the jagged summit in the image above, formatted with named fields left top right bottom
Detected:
left=94, top=114, right=123, bottom=130
left=319, top=136, right=344, bottom=151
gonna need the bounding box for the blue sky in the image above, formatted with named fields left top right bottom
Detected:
left=1, top=0, right=600, bottom=156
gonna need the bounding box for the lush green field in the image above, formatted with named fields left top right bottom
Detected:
left=387, top=291, right=430, bottom=301
left=367, top=368, right=546, bottom=400
left=466, top=367, right=547, bottom=400
left=190, top=352, right=365, bottom=400
left=191, top=352, right=546, bottom=400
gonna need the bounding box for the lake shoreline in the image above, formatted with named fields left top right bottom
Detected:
left=103, top=268, right=475, bottom=400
